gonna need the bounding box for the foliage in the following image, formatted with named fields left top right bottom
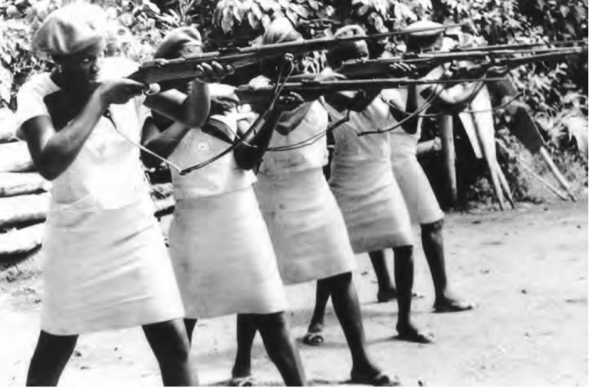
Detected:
left=0, top=0, right=587, bottom=204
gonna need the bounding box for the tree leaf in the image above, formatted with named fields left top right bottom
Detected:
left=247, top=10, right=258, bottom=29
left=221, top=6, right=234, bottom=33
left=0, top=66, right=13, bottom=104
left=290, top=4, right=310, bottom=18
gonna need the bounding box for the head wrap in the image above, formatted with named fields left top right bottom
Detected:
left=154, top=27, right=203, bottom=59
left=327, top=25, right=369, bottom=69
left=33, top=2, right=108, bottom=57
left=262, top=17, right=303, bottom=45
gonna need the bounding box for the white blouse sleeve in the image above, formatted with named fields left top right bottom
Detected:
left=15, top=75, right=53, bottom=140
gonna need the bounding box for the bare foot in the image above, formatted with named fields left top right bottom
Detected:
left=396, top=322, right=434, bottom=344
left=351, top=365, right=401, bottom=386
left=433, top=297, right=476, bottom=313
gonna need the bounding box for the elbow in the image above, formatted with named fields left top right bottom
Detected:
left=185, top=112, right=207, bottom=129
left=234, top=150, right=260, bottom=171
left=37, top=165, right=61, bottom=182
left=183, top=97, right=210, bottom=129
left=141, top=150, right=162, bottom=169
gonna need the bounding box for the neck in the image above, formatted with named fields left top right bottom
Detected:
left=50, top=70, right=93, bottom=92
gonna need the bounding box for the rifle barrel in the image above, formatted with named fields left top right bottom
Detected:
left=452, top=39, right=587, bottom=53
left=234, top=78, right=506, bottom=105
left=128, top=23, right=466, bottom=85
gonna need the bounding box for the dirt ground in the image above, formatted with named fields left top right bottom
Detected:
left=0, top=193, right=587, bottom=387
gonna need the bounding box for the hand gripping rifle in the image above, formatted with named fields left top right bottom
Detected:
left=42, top=22, right=465, bottom=130
left=231, top=77, right=507, bottom=106
left=334, top=44, right=586, bottom=79
left=124, top=23, right=466, bottom=85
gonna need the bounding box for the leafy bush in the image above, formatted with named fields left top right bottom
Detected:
left=0, top=0, right=587, bottom=206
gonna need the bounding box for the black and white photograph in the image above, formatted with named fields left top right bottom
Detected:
left=0, top=0, right=587, bottom=386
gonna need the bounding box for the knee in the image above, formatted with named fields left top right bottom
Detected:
left=422, top=219, right=444, bottom=236
left=37, top=331, right=78, bottom=357
left=257, top=311, right=288, bottom=329
left=394, top=245, right=414, bottom=259
left=320, top=272, right=352, bottom=290
left=146, top=322, right=191, bottom=364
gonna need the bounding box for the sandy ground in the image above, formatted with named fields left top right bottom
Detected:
left=0, top=194, right=587, bottom=387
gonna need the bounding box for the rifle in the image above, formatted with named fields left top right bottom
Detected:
left=125, top=22, right=466, bottom=85
left=42, top=22, right=465, bottom=129
left=448, top=39, right=588, bottom=53
left=334, top=46, right=585, bottom=79
left=231, top=77, right=506, bottom=106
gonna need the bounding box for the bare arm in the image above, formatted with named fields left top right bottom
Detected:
left=21, top=80, right=144, bottom=181
left=234, top=93, right=305, bottom=170
left=144, top=80, right=210, bottom=129
left=233, top=110, right=282, bottom=171
left=140, top=116, right=191, bottom=168
left=421, top=81, right=482, bottom=111
left=143, top=62, right=233, bottom=129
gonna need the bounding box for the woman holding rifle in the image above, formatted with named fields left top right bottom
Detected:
left=231, top=17, right=395, bottom=387
left=142, top=27, right=308, bottom=386
left=15, top=3, right=232, bottom=386
left=304, top=25, right=435, bottom=347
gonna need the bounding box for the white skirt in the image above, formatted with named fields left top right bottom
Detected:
left=255, top=168, right=357, bottom=285
left=41, top=196, right=184, bottom=336
left=330, top=157, right=414, bottom=252
left=168, top=187, right=287, bottom=319
left=390, top=133, right=445, bottom=225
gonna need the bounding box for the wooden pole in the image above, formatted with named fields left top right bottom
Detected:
left=495, top=164, right=515, bottom=209
left=538, top=146, right=577, bottom=202
left=0, top=142, right=35, bottom=173
left=0, top=224, right=44, bottom=258
left=0, top=193, right=49, bottom=228
left=0, top=173, right=49, bottom=197
left=496, top=141, right=569, bottom=201
left=0, top=108, right=17, bottom=143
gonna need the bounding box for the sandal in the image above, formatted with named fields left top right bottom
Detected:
left=350, top=371, right=401, bottom=386
left=229, top=375, right=256, bottom=387
left=302, top=331, right=324, bottom=346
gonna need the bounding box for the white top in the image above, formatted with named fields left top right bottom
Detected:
left=168, top=111, right=257, bottom=199
left=258, top=100, right=330, bottom=175
left=15, top=57, right=151, bottom=210
left=323, top=96, right=392, bottom=162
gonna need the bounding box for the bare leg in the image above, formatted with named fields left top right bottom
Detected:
left=184, top=318, right=197, bottom=344
left=421, top=220, right=474, bottom=313
left=256, top=312, right=307, bottom=386
left=324, top=272, right=397, bottom=385
left=303, top=280, right=331, bottom=346
left=393, top=246, right=434, bottom=343
left=232, top=314, right=258, bottom=380
left=27, top=331, right=78, bottom=386
left=369, top=250, right=397, bottom=302
left=143, top=319, right=196, bottom=386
